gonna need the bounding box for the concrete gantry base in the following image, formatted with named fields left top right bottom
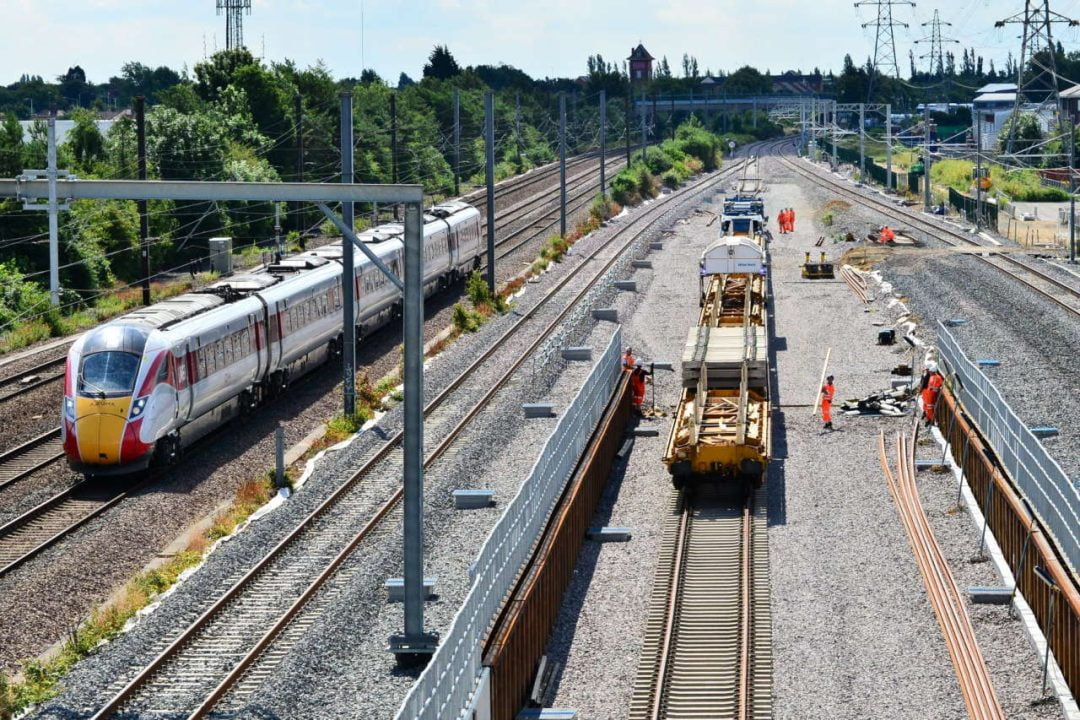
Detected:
left=592, top=308, right=618, bottom=322
left=453, top=489, right=495, bottom=509
left=385, top=577, right=437, bottom=602
left=649, top=241, right=664, bottom=251
left=523, top=403, right=556, bottom=418
left=561, top=347, right=593, bottom=362
left=586, top=527, right=632, bottom=542
left=631, top=259, right=653, bottom=269
left=632, top=427, right=660, bottom=437
left=614, top=280, right=637, bottom=291
left=516, top=710, right=578, bottom=720
left=968, top=587, right=1014, bottom=605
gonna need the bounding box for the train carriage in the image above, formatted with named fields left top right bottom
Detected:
left=63, top=201, right=481, bottom=475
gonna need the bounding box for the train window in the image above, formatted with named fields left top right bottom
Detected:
left=224, top=337, right=234, bottom=366
left=156, top=359, right=169, bottom=383
left=216, top=340, right=224, bottom=369
left=197, top=349, right=207, bottom=379
left=243, top=328, right=251, bottom=354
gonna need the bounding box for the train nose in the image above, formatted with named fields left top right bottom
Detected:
left=74, top=412, right=127, bottom=465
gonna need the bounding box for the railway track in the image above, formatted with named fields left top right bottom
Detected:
left=0, top=478, right=133, bottom=576
left=878, top=429, right=1004, bottom=720
left=0, top=355, right=65, bottom=403
left=82, top=152, right=759, bottom=720
left=0, top=428, right=63, bottom=491
left=630, top=486, right=771, bottom=720
left=0, top=151, right=634, bottom=585
left=778, top=153, right=1080, bottom=319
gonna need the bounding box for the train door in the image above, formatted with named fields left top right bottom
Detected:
left=175, top=342, right=193, bottom=422
left=447, top=222, right=459, bottom=269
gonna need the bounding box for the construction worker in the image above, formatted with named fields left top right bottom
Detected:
left=783, top=208, right=792, bottom=233
left=623, top=347, right=636, bottom=369
left=788, top=207, right=796, bottom=232
left=630, top=363, right=648, bottom=414
left=821, top=374, right=835, bottom=430
left=879, top=225, right=895, bottom=244
left=920, top=361, right=944, bottom=426
left=776, top=209, right=785, bottom=234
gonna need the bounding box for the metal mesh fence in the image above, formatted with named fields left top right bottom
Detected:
left=937, top=322, right=1080, bottom=573
left=395, top=329, right=623, bottom=720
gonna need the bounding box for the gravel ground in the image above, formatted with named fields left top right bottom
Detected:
left=0, top=157, right=611, bottom=673
left=26, top=164, right=727, bottom=719
left=542, top=192, right=726, bottom=717
left=777, top=152, right=1066, bottom=719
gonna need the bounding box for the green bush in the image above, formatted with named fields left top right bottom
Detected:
left=451, top=302, right=481, bottom=333
left=465, top=270, right=492, bottom=306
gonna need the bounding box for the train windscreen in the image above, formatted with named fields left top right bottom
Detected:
left=79, top=352, right=140, bottom=397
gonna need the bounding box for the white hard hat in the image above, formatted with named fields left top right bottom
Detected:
left=927, top=361, right=938, bottom=372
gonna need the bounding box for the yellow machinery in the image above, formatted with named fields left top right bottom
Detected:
left=801, top=250, right=835, bottom=279
left=664, top=227, right=772, bottom=489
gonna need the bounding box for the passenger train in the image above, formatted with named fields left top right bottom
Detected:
left=63, top=201, right=482, bottom=475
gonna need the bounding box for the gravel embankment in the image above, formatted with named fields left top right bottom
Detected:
left=779, top=153, right=1065, bottom=719
left=28, top=166, right=727, bottom=719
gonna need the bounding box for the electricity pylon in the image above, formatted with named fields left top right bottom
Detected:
left=856, top=0, right=916, bottom=101
left=914, top=10, right=958, bottom=77
left=996, top=1, right=1078, bottom=155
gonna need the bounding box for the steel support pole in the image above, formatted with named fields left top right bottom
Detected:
left=391, top=92, right=399, bottom=220
left=515, top=93, right=522, bottom=160
left=395, top=199, right=437, bottom=662
left=484, top=91, right=496, bottom=294
left=46, top=118, right=59, bottom=306
left=136, top=97, right=150, bottom=306
left=1069, top=117, right=1076, bottom=263
left=625, top=90, right=631, bottom=165
left=886, top=103, right=893, bottom=191
left=453, top=89, right=460, bottom=197
left=670, top=95, right=676, bottom=140
left=859, top=103, right=866, bottom=180
left=274, top=202, right=283, bottom=257
left=831, top=101, right=838, bottom=168
left=976, top=119, right=983, bottom=230
left=752, top=97, right=757, bottom=128
left=924, top=103, right=932, bottom=212
left=599, top=90, right=607, bottom=198
left=294, top=92, right=303, bottom=234
left=340, top=92, right=356, bottom=419
left=559, top=93, right=567, bottom=238
left=635, top=90, right=643, bottom=160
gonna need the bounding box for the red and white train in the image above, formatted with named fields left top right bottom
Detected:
left=62, top=201, right=481, bottom=475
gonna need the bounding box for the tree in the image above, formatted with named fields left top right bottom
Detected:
left=423, top=45, right=461, bottom=80
left=194, top=48, right=258, bottom=102
left=398, top=72, right=416, bottom=89
left=998, top=112, right=1044, bottom=154
left=67, top=109, right=105, bottom=171
left=724, top=66, right=772, bottom=95
left=0, top=113, right=24, bottom=177
left=360, top=69, right=384, bottom=85
left=58, top=66, right=89, bottom=105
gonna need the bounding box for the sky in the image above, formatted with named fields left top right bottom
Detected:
left=4, top=0, right=1080, bottom=87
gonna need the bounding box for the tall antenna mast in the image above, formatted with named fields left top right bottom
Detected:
left=914, top=9, right=958, bottom=77
left=855, top=0, right=916, bottom=99
left=215, top=0, right=252, bottom=51
left=996, top=1, right=1078, bottom=156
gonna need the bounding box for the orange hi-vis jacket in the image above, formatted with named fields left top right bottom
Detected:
left=922, top=371, right=943, bottom=421
left=821, top=382, right=835, bottom=422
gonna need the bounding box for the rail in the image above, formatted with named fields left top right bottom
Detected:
left=937, top=322, right=1080, bottom=574
left=394, top=331, right=623, bottom=720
